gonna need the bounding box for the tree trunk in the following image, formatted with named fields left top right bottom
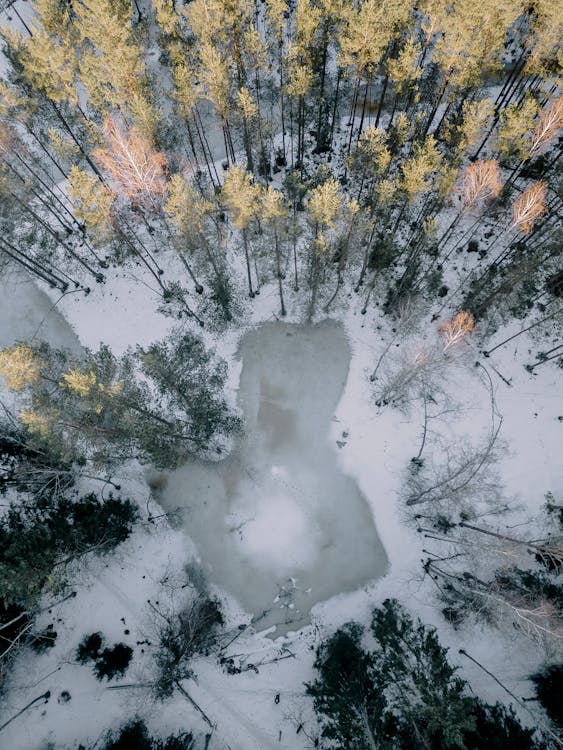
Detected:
left=242, top=228, right=254, bottom=297
left=274, top=225, right=286, bottom=316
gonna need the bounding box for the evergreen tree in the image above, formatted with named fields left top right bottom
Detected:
left=262, top=185, right=289, bottom=316
left=308, top=599, right=548, bottom=749
left=221, top=165, right=261, bottom=296
left=0, top=491, right=137, bottom=604
left=0, top=335, right=240, bottom=468
left=165, top=173, right=232, bottom=319
left=531, top=664, right=563, bottom=729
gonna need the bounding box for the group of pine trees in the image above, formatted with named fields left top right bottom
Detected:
left=0, top=424, right=139, bottom=695
left=308, top=598, right=554, bottom=749
left=0, top=332, right=241, bottom=469
left=0, top=0, right=560, bottom=323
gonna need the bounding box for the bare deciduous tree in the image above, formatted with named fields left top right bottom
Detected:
left=439, top=311, right=475, bottom=353
left=461, top=160, right=503, bottom=206
left=529, top=95, right=563, bottom=159
left=93, top=115, right=168, bottom=207
left=511, top=181, right=547, bottom=234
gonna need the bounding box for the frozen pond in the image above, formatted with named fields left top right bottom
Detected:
left=0, top=267, right=80, bottom=351
left=156, top=321, right=388, bottom=636
left=0, top=274, right=388, bottom=636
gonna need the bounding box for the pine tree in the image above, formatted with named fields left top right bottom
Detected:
left=497, top=96, right=539, bottom=161
left=68, top=166, right=115, bottom=244
left=165, top=173, right=232, bottom=319
left=265, top=0, right=289, bottom=159
left=0, top=336, right=240, bottom=469
left=10, top=0, right=79, bottom=108
left=221, top=165, right=261, bottom=297
left=197, top=42, right=235, bottom=164
left=262, top=185, right=289, bottom=315
left=308, top=599, right=546, bottom=750
left=400, top=135, right=440, bottom=203
left=74, top=0, right=138, bottom=103
left=339, top=0, right=410, bottom=147
left=305, top=175, right=343, bottom=317
left=419, top=0, right=522, bottom=138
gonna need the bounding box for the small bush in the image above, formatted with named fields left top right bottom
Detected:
left=98, top=718, right=197, bottom=750
left=154, top=594, right=224, bottom=699
left=101, top=720, right=152, bottom=750
left=93, top=643, right=133, bottom=681
left=76, top=633, right=133, bottom=681
left=76, top=632, right=104, bottom=664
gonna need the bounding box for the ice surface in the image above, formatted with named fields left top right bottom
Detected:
left=0, top=267, right=81, bottom=351
left=157, top=320, right=389, bottom=635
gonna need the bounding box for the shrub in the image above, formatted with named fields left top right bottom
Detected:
left=93, top=643, right=133, bottom=681
left=76, top=632, right=104, bottom=664
left=76, top=633, right=133, bottom=681
left=154, top=595, right=224, bottom=699
left=97, top=718, right=197, bottom=750
left=29, top=624, right=58, bottom=653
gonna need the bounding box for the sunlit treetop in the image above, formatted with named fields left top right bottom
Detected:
left=0, top=343, right=41, bottom=392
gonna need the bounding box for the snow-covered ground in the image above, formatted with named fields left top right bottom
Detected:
left=1, top=257, right=560, bottom=748
left=0, top=2, right=560, bottom=741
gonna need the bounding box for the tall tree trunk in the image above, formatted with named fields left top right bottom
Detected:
left=315, top=23, right=330, bottom=153
left=242, top=228, right=254, bottom=297
left=328, top=68, right=342, bottom=156
left=274, top=225, right=286, bottom=316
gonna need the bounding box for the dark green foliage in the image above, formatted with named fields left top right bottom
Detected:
left=0, top=492, right=137, bottom=604
left=531, top=664, right=563, bottom=729
left=307, top=623, right=390, bottom=748
left=76, top=632, right=133, bottom=681
left=96, top=718, right=197, bottom=750
left=15, top=336, right=240, bottom=469
left=368, top=237, right=397, bottom=272
left=93, top=643, right=133, bottom=681
left=76, top=632, right=104, bottom=664
left=307, top=599, right=547, bottom=749
left=463, top=700, right=547, bottom=749
left=138, top=332, right=242, bottom=465
left=370, top=599, right=477, bottom=749
left=208, top=271, right=235, bottom=324
left=546, top=270, right=563, bottom=298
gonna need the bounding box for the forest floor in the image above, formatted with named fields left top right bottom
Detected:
left=0, top=248, right=561, bottom=749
